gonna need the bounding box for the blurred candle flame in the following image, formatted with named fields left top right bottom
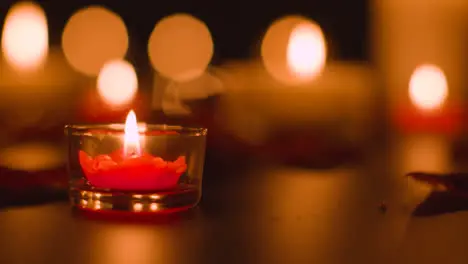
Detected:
left=409, top=64, right=448, bottom=111
left=148, top=13, right=213, bottom=82
left=124, top=110, right=141, bottom=157
left=261, top=16, right=326, bottom=85
left=287, top=22, right=326, bottom=80
left=1, top=1, right=48, bottom=71
left=97, top=59, right=138, bottom=107
left=62, top=6, right=128, bottom=76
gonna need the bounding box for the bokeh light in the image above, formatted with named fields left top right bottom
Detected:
left=148, top=13, right=213, bottom=82
left=1, top=1, right=48, bottom=71
left=0, top=142, right=63, bottom=171
left=97, top=59, right=137, bottom=107
left=261, top=16, right=326, bottom=85
left=62, top=6, right=128, bottom=76
left=409, top=64, right=448, bottom=111
left=287, top=23, right=326, bottom=79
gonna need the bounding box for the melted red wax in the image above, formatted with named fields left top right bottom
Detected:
left=79, top=149, right=187, bottom=191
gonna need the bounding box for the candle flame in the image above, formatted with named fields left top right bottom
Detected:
left=124, top=110, right=141, bottom=157
left=287, top=22, right=326, bottom=80
left=409, top=64, right=448, bottom=111
left=62, top=6, right=129, bottom=76
left=261, top=16, right=326, bottom=85
left=1, top=2, right=48, bottom=71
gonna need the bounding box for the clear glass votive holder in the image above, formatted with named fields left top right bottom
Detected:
left=65, top=124, right=207, bottom=213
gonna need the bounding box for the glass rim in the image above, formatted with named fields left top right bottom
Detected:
left=65, top=124, right=207, bottom=136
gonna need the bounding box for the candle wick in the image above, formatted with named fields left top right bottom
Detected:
left=124, top=147, right=140, bottom=158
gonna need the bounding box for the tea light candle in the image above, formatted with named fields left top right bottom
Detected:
left=76, top=59, right=144, bottom=123
left=66, top=111, right=207, bottom=213
left=215, top=16, right=374, bottom=144
left=78, top=111, right=186, bottom=191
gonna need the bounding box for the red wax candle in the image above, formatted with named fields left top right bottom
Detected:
left=393, top=64, right=464, bottom=135
left=393, top=103, right=463, bottom=135
left=78, top=110, right=187, bottom=191
left=76, top=88, right=149, bottom=123
left=79, top=149, right=187, bottom=191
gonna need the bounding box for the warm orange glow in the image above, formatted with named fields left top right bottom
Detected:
left=97, top=59, right=137, bottom=107
left=150, top=203, right=159, bottom=211
left=133, top=203, right=143, bottom=212
left=1, top=2, right=48, bottom=71
left=261, top=16, right=326, bottom=85
left=409, top=64, right=448, bottom=111
left=62, top=6, right=128, bottom=76
left=148, top=14, right=213, bottom=82
left=0, top=142, right=62, bottom=171
left=287, top=22, right=326, bottom=79
left=124, top=110, right=141, bottom=157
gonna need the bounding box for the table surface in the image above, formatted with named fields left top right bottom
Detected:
left=1, top=135, right=468, bottom=264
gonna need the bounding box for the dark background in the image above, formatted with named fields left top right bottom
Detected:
left=0, top=0, right=368, bottom=67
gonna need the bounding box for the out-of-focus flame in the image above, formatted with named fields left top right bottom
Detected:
left=287, top=22, right=326, bottom=80
left=409, top=64, right=448, bottom=111
left=124, top=110, right=141, bottom=157
left=0, top=142, right=63, bottom=171
left=148, top=13, right=213, bottom=82
left=261, top=16, right=326, bottom=85
left=1, top=2, right=48, bottom=71
left=97, top=59, right=137, bottom=107
left=62, top=6, right=128, bottom=76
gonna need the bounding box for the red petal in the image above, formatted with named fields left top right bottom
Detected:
left=153, top=157, right=168, bottom=169
left=167, top=156, right=187, bottom=172
left=92, top=155, right=112, bottom=170
left=109, top=149, right=124, bottom=163
left=96, top=160, right=118, bottom=170
left=79, top=151, right=94, bottom=173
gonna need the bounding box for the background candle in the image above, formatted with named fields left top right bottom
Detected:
left=62, top=5, right=135, bottom=123
left=0, top=2, right=79, bottom=174
left=147, top=13, right=216, bottom=116
left=372, top=0, right=468, bottom=130
left=0, top=2, right=80, bottom=129
left=213, top=15, right=375, bottom=147
left=215, top=61, right=374, bottom=145
left=393, top=64, right=463, bottom=135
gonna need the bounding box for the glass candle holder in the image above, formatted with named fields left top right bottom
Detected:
left=65, top=124, right=207, bottom=213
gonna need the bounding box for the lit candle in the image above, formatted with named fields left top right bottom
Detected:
left=78, top=111, right=187, bottom=191
left=148, top=13, right=218, bottom=116
left=393, top=64, right=462, bottom=135
left=63, top=6, right=139, bottom=123
left=123, top=110, right=141, bottom=157
left=0, top=2, right=78, bottom=121
left=372, top=0, right=468, bottom=134
left=76, top=59, right=149, bottom=123
left=216, top=16, right=374, bottom=144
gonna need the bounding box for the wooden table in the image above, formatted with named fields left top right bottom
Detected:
left=1, top=135, right=468, bottom=264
